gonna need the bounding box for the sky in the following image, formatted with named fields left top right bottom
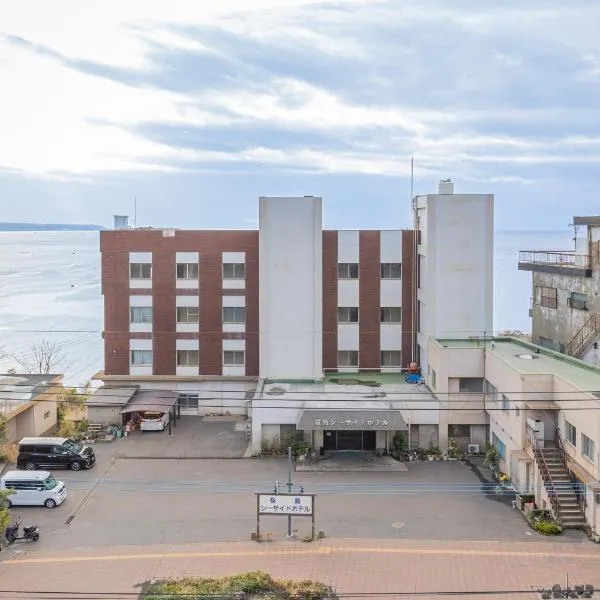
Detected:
left=1, top=0, right=600, bottom=230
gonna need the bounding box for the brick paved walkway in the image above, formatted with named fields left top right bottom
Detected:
left=1, top=538, right=599, bottom=599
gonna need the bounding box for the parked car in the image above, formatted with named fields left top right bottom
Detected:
left=1, top=470, right=67, bottom=508
left=140, top=411, right=170, bottom=431
left=17, top=437, right=96, bottom=471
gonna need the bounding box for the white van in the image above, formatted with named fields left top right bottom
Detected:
left=0, top=470, right=67, bottom=508
left=140, top=411, right=170, bottom=431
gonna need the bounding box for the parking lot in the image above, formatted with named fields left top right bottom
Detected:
left=3, top=445, right=589, bottom=554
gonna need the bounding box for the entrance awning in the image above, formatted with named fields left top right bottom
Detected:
left=121, top=390, right=179, bottom=414
left=297, top=409, right=407, bottom=431
left=525, top=400, right=559, bottom=410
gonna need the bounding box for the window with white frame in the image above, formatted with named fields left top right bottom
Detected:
left=380, top=307, right=402, bottom=323
left=565, top=421, right=577, bottom=446
left=130, top=263, right=151, bottom=279
left=338, top=263, right=359, bottom=279
left=381, top=351, right=402, bottom=367
left=338, top=307, right=359, bottom=323
left=223, top=350, right=244, bottom=366
left=582, top=433, right=595, bottom=461
left=223, top=306, right=245, bottom=324
left=176, top=306, right=199, bottom=323
left=130, top=307, right=153, bottom=323
left=501, top=394, right=510, bottom=413
left=177, top=350, right=199, bottom=366
left=178, top=393, right=199, bottom=409
left=130, top=350, right=152, bottom=365
left=176, top=263, right=198, bottom=279
left=337, top=350, right=359, bottom=367
left=223, top=263, right=246, bottom=279
left=380, top=263, right=402, bottom=279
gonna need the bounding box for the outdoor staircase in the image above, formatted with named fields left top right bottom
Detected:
left=564, top=313, right=600, bottom=358
left=536, top=446, right=587, bottom=529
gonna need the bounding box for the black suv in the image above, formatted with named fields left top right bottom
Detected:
left=17, top=437, right=96, bottom=471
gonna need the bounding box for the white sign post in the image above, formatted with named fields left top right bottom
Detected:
left=256, top=493, right=315, bottom=539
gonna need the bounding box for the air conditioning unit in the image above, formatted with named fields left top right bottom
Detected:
left=468, top=444, right=480, bottom=454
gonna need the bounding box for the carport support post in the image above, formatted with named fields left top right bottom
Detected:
left=286, top=446, right=293, bottom=537
left=168, top=413, right=172, bottom=436
left=173, top=406, right=176, bottom=428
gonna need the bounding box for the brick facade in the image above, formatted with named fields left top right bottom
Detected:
left=359, top=231, right=381, bottom=370
left=401, top=230, right=419, bottom=365
left=322, top=231, right=338, bottom=371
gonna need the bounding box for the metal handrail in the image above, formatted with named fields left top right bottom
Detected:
left=554, top=428, right=587, bottom=514
left=564, top=313, right=599, bottom=357
left=519, top=250, right=590, bottom=269
left=529, top=433, right=561, bottom=522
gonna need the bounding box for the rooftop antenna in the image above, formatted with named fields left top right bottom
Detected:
left=568, top=219, right=579, bottom=252
left=134, top=197, right=137, bottom=229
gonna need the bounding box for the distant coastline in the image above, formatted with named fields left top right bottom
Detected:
left=0, top=223, right=105, bottom=231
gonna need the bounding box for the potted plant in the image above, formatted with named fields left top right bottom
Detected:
left=447, top=438, right=461, bottom=460
left=427, top=445, right=442, bottom=461
left=483, top=444, right=500, bottom=473
left=391, top=432, right=408, bottom=461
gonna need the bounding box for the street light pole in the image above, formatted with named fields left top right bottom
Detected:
left=287, top=446, right=293, bottom=537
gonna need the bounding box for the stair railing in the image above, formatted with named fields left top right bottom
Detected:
left=564, top=313, right=599, bottom=357
left=530, top=435, right=561, bottom=522
left=555, top=428, right=587, bottom=514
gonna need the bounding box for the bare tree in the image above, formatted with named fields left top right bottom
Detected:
left=14, top=340, right=65, bottom=374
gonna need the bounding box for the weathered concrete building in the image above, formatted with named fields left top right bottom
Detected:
left=518, top=216, right=600, bottom=364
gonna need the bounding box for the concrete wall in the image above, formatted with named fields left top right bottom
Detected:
left=259, top=196, right=323, bottom=379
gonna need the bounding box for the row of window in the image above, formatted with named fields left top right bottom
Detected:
left=131, top=262, right=403, bottom=280
left=131, top=263, right=246, bottom=280
left=337, top=307, right=401, bottom=323
left=130, top=349, right=403, bottom=368
left=565, top=421, right=596, bottom=461
left=131, top=350, right=245, bottom=367
left=537, top=286, right=589, bottom=311
left=130, top=306, right=245, bottom=325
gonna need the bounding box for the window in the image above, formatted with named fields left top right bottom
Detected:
left=338, top=263, right=359, bottom=279
left=176, top=263, right=198, bottom=279
left=177, top=350, right=199, bottom=367
left=568, top=292, right=588, bottom=310
left=381, top=351, right=402, bottom=367
left=565, top=421, right=577, bottom=446
left=515, top=405, right=520, bottom=417
left=130, top=263, right=151, bottom=279
left=582, top=434, right=595, bottom=461
left=380, top=263, right=402, bottom=279
left=491, top=432, right=506, bottom=459
left=130, top=307, right=153, bottom=323
left=223, top=263, right=246, bottom=279
left=176, top=306, right=199, bottom=323
left=502, top=394, right=510, bottom=413
left=130, top=350, right=152, bottom=366
left=431, top=369, right=437, bottom=389
left=223, top=350, right=244, bottom=366
left=223, top=307, right=246, bottom=324
left=380, top=307, right=402, bottom=323
left=539, top=286, right=557, bottom=309
left=338, top=307, right=359, bottom=323
left=43, top=411, right=50, bottom=419
left=178, top=393, right=199, bottom=409
left=460, top=378, right=484, bottom=393
left=337, top=350, right=359, bottom=367
left=483, top=379, right=498, bottom=401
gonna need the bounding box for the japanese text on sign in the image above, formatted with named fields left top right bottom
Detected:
left=313, top=418, right=389, bottom=427
left=258, top=494, right=313, bottom=516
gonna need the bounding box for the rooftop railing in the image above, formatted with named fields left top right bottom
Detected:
left=518, top=250, right=590, bottom=269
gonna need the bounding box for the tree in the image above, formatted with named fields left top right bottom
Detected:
left=14, top=339, right=64, bottom=374
left=0, top=489, right=13, bottom=534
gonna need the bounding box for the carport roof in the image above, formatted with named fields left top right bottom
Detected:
left=88, top=386, right=138, bottom=407
left=121, top=390, right=179, bottom=414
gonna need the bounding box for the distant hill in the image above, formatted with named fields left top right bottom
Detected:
left=0, top=223, right=105, bottom=231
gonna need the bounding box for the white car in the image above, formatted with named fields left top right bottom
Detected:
left=1, top=470, right=67, bottom=508
left=140, top=411, right=170, bottom=431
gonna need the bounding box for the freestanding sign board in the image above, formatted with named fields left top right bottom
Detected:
left=255, top=493, right=315, bottom=538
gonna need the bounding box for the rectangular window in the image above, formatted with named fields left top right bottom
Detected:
left=223, top=350, right=245, bottom=366
left=223, top=263, right=246, bottom=279
left=539, top=286, right=558, bottom=309
left=130, top=307, right=153, bottom=323
left=176, top=263, right=198, bottom=279
left=491, top=432, right=506, bottom=459
left=223, top=307, right=246, bottom=324
left=337, top=307, right=359, bottom=323
left=431, top=369, right=437, bottom=389
left=131, top=350, right=152, bottom=366
left=130, top=263, right=151, bottom=279
left=565, top=421, right=577, bottom=446
left=177, top=350, right=199, bottom=367
left=380, top=307, right=402, bottom=323
left=582, top=434, right=595, bottom=461
left=515, top=405, right=520, bottom=417
left=502, top=394, right=510, bottom=413
left=381, top=350, right=402, bottom=367
left=338, top=263, right=359, bottom=279
left=483, top=379, right=498, bottom=401
left=337, top=350, right=359, bottom=367
left=380, top=263, right=402, bottom=279
left=568, top=292, right=588, bottom=310
left=176, top=306, right=199, bottom=323
left=460, top=378, right=485, bottom=393
left=178, top=393, right=199, bottom=409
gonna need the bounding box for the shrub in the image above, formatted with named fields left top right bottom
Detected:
left=534, top=520, right=562, bottom=535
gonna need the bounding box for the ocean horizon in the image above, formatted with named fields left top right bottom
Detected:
left=0, top=229, right=574, bottom=384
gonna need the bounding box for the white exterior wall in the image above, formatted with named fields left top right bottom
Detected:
left=129, top=295, right=153, bottom=333
left=416, top=186, right=494, bottom=374
left=176, top=252, right=199, bottom=289
left=222, top=295, right=246, bottom=334
left=259, top=196, right=323, bottom=379
left=129, top=338, right=153, bottom=376
left=176, top=339, right=200, bottom=376
left=223, top=338, right=246, bottom=377
left=338, top=324, right=360, bottom=350
left=176, top=295, right=200, bottom=333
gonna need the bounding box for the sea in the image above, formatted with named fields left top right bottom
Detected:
left=0, top=230, right=573, bottom=385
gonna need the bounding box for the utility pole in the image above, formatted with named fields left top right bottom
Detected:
left=286, top=446, right=293, bottom=537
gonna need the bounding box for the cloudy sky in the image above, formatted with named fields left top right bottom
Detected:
left=1, top=0, right=599, bottom=230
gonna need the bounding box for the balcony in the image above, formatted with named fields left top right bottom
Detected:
left=518, top=251, right=591, bottom=277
